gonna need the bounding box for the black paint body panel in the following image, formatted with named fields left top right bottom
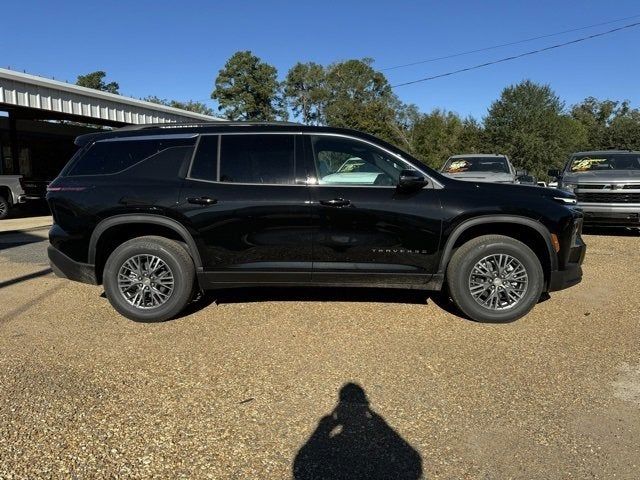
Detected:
left=46, top=123, right=585, bottom=293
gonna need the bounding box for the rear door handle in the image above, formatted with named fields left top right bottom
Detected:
left=187, top=196, right=218, bottom=205
left=320, top=198, right=351, bottom=207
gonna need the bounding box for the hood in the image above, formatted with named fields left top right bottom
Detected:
left=441, top=171, right=515, bottom=183
left=563, top=169, right=640, bottom=184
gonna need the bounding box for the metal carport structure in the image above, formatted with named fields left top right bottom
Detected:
left=0, top=67, right=221, bottom=174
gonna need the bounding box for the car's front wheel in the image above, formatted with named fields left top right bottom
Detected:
left=446, top=234, right=544, bottom=323
left=103, top=236, right=195, bottom=322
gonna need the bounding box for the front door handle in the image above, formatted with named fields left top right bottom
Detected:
left=187, top=196, right=218, bottom=205
left=320, top=198, right=351, bottom=207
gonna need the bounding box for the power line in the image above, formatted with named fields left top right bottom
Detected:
left=391, top=21, right=640, bottom=88
left=381, top=13, right=640, bottom=71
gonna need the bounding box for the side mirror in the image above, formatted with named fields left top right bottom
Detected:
left=547, top=169, right=561, bottom=178
left=398, top=169, right=427, bottom=191
left=516, top=169, right=526, bottom=177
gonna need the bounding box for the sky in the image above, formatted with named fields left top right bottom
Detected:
left=2, top=0, right=639, bottom=120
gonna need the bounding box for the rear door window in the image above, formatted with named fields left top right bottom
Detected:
left=220, top=134, right=295, bottom=184
left=188, top=135, right=219, bottom=181
left=188, top=134, right=297, bottom=185
left=68, top=136, right=196, bottom=176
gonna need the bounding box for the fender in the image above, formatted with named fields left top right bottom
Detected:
left=437, top=214, right=558, bottom=275
left=88, top=214, right=203, bottom=269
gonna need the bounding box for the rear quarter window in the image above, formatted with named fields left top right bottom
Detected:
left=67, top=137, right=196, bottom=176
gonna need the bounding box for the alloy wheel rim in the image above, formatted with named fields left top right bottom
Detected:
left=0, top=201, right=7, bottom=216
left=117, top=254, right=174, bottom=309
left=468, top=253, right=528, bottom=310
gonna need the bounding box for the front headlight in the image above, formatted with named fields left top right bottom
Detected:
left=561, top=183, right=577, bottom=193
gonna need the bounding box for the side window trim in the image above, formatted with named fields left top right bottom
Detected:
left=185, top=134, right=218, bottom=181
left=67, top=136, right=197, bottom=177
left=186, top=132, right=302, bottom=186
left=306, top=133, right=429, bottom=189
left=303, top=132, right=444, bottom=188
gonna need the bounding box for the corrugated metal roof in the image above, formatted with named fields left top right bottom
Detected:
left=0, top=67, right=223, bottom=125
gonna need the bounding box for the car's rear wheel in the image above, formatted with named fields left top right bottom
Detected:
left=446, top=235, right=544, bottom=323
left=0, top=195, right=10, bottom=220
left=103, top=236, right=195, bottom=322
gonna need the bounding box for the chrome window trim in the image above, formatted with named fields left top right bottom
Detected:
left=68, top=136, right=198, bottom=177
left=185, top=135, right=203, bottom=180
left=309, top=132, right=442, bottom=188
left=185, top=131, right=442, bottom=189
left=186, top=132, right=302, bottom=185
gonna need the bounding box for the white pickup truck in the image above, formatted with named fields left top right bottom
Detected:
left=0, top=175, right=25, bottom=219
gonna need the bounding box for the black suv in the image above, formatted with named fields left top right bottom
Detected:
left=46, top=122, right=586, bottom=323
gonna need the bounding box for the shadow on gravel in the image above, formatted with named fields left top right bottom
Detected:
left=0, top=268, right=52, bottom=289
left=0, top=231, right=48, bottom=251
left=293, top=383, right=423, bottom=480
left=171, top=286, right=463, bottom=322
left=111, top=286, right=463, bottom=323
left=207, top=286, right=431, bottom=306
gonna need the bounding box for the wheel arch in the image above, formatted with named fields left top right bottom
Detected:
left=0, top=186, right=12, bottom=204
left=438, top=215, right=557, bottom=283
left=89, top=214, right=202, bottom=283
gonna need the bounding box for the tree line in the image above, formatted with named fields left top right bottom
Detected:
left=78, top=54, right=640, bottom=179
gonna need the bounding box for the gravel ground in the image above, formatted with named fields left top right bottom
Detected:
left=0, top=231, right=639, bottom=479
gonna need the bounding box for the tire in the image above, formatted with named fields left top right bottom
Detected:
left=446, top=234, right=544, bottom=323
left=103, top=236, right=195, bottom=322
left=0, top=195, right=9, bottom=220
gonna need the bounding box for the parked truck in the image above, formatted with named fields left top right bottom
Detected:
left=0, top=175, right=25, bottom=219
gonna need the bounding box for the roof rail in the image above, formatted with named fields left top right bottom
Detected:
left=114, top=120, right=301, bottom=132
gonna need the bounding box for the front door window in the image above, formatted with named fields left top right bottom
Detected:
left=310, top=135, right=412, bottom=187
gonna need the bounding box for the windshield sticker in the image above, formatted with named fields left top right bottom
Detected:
left=571, top=158, right=607, bottom=172
left=446, top=160, right=470, bottom=173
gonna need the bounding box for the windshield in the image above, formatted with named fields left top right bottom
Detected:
left=442, top=157, right=510, bottom=174
left=569, top=154, right=640, bottom=172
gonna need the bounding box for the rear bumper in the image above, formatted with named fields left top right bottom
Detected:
left=47, top=244, right=97, bottom=285
left=579, top=203, right=640, bottom=226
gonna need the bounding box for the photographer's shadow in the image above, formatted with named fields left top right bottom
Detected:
left=293, top=383, right=423, bottom=480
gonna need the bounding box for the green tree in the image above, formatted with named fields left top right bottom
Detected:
left=322, top=58, right=401, bottom=145
left=76, top=71, right=120, bottom=94
left=406, top=110, right=485, bottom=169
left=212, top=51, right=285, bottom=121
left=484, top=80, right=585, bottom=177
left=144, top=96, right=214, bottom=116
left=608, top=109, right=640, bottom=150
left=571, top=97, right=640, bottom=150
left=283, top=62, right=327, bottom=125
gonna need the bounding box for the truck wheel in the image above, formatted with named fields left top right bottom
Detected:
left=446, top=234, right=544, bottom=323
left=103, top=236, right=195, bottom=322
left=0, top=195, right=9, bottom=220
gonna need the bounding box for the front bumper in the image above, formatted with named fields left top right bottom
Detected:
left=549, top=263, right=583, bottom=291
left=48, top=245, right=97, bottom=285
left=548, top=238, right=586, bottom=291
left=579, top=203, right=640, bottom=226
